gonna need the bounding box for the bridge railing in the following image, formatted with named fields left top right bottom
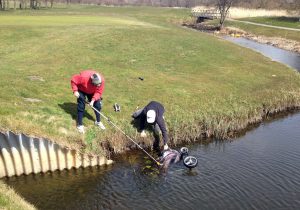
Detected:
left=191, top=9, right=221, bottom=19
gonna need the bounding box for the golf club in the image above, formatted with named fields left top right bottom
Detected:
left=85, top=100, right=161, bottom=166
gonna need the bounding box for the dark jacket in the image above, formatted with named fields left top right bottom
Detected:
left=139, top=101, right=168, bottom=144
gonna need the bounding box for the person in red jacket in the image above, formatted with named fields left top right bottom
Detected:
left=71, top=70, right=105, bottom=133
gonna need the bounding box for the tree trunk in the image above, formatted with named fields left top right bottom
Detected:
left=149, top=0, right=154, bottom=6
left=217, top=0, right=233, bottom=30
left=185, top=0, right=190, bottom=8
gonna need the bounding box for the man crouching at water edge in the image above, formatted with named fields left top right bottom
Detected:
left=132, top=101, right=169, bottom=154
left=71, top=70, right=106, bottom=133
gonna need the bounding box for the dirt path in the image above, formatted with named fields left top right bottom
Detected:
left=230, top=19, right=300, bottom=32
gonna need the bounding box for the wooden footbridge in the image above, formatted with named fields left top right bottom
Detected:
left=191, top=9, right=221, bottom=22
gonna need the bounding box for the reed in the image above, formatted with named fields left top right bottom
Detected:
left=228, top=7, right=290, bottom=19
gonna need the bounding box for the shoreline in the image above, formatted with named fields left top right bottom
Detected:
left=110, top=105, right=300, bottom=156
left=184, top=23, right=300, bottom=54
left=1, top=102, right=300, bottom=159
left=219, top=26, right=300, bottom=54
left=1, top=105, right=299, bottom=169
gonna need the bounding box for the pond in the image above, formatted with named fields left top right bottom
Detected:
left=4, top=112, right=300, bottom=210
left=224, top=36, right=300, bottom=71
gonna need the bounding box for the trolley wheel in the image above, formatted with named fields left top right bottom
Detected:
left=183, top=156, right=198, bottom=169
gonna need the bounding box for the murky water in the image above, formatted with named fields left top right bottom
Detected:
left=224, top=36, right=300, bottom=71
left=4, top=112, right=300, bottom=210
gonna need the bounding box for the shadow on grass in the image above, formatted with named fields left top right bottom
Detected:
left=58, top=102, right=94, bottom=122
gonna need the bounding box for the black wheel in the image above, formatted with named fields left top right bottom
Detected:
left=183, top=156, right=198, bottom=169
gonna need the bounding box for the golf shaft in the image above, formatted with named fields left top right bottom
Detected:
left=87, top=102, right=161, bottom=166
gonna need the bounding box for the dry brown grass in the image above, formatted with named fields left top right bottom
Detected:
left=228, top=7, right=290, bottom=18
left=192, top=6, right=295, bottom=19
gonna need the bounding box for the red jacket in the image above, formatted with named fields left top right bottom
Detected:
left=71, top=70, right=105, bottom=101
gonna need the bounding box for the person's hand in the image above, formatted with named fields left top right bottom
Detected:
left=163, top=144, right=169, bottom=150
left=89, top=100, right=95, bottom=107
left=140, top=130, right=147, bottom=138
left=74, top=91, right=80, bottom=98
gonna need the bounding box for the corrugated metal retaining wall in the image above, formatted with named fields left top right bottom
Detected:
left=0, top=131, right=113, bottom=178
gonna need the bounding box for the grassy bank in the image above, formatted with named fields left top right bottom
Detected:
left=224, top=20, right=300, bottom=42
left=0, top=181, right=35, bottom=210
left=239, top=17, right=300, bottom=29
left=0, top=5, right=300, bottom=154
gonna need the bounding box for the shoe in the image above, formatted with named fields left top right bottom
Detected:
left=95, top=121, right=106, bottom=130
left=77, top=125, right=85, bottom=134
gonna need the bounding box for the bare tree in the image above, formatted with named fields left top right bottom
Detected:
left=0, top=0, right=7, bottom=10
left=293, top=0, right=300, bottom=21
left=289, top=0, right=300, bottom=12
left=184, top=0, right=191, bottom=8
left=216, top=0, right=234, bottom=30
left=19, top=0, right=29, bottom=9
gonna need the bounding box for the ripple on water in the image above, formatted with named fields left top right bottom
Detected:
left=3, top=113, right=300, bottom=210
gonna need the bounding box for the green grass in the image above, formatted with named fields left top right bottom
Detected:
left=0, top=181, right=35, bottom=210
left=0, top=15, right=159, bottom=27
left=1, top=5, right=300, bottom=153
left=225, top=19, right=300, bottom=42
left=239, top=16, right=300, bottom=29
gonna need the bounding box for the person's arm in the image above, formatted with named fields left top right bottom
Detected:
left=92, top=77, right=105, bottom=101
left=139, top=112, right=146, bottom=131
left=71, top=74, right=82, bottom=98
left=71, top=74, right=81, bottom=92
left=156, top=116, right=168, bottom=145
